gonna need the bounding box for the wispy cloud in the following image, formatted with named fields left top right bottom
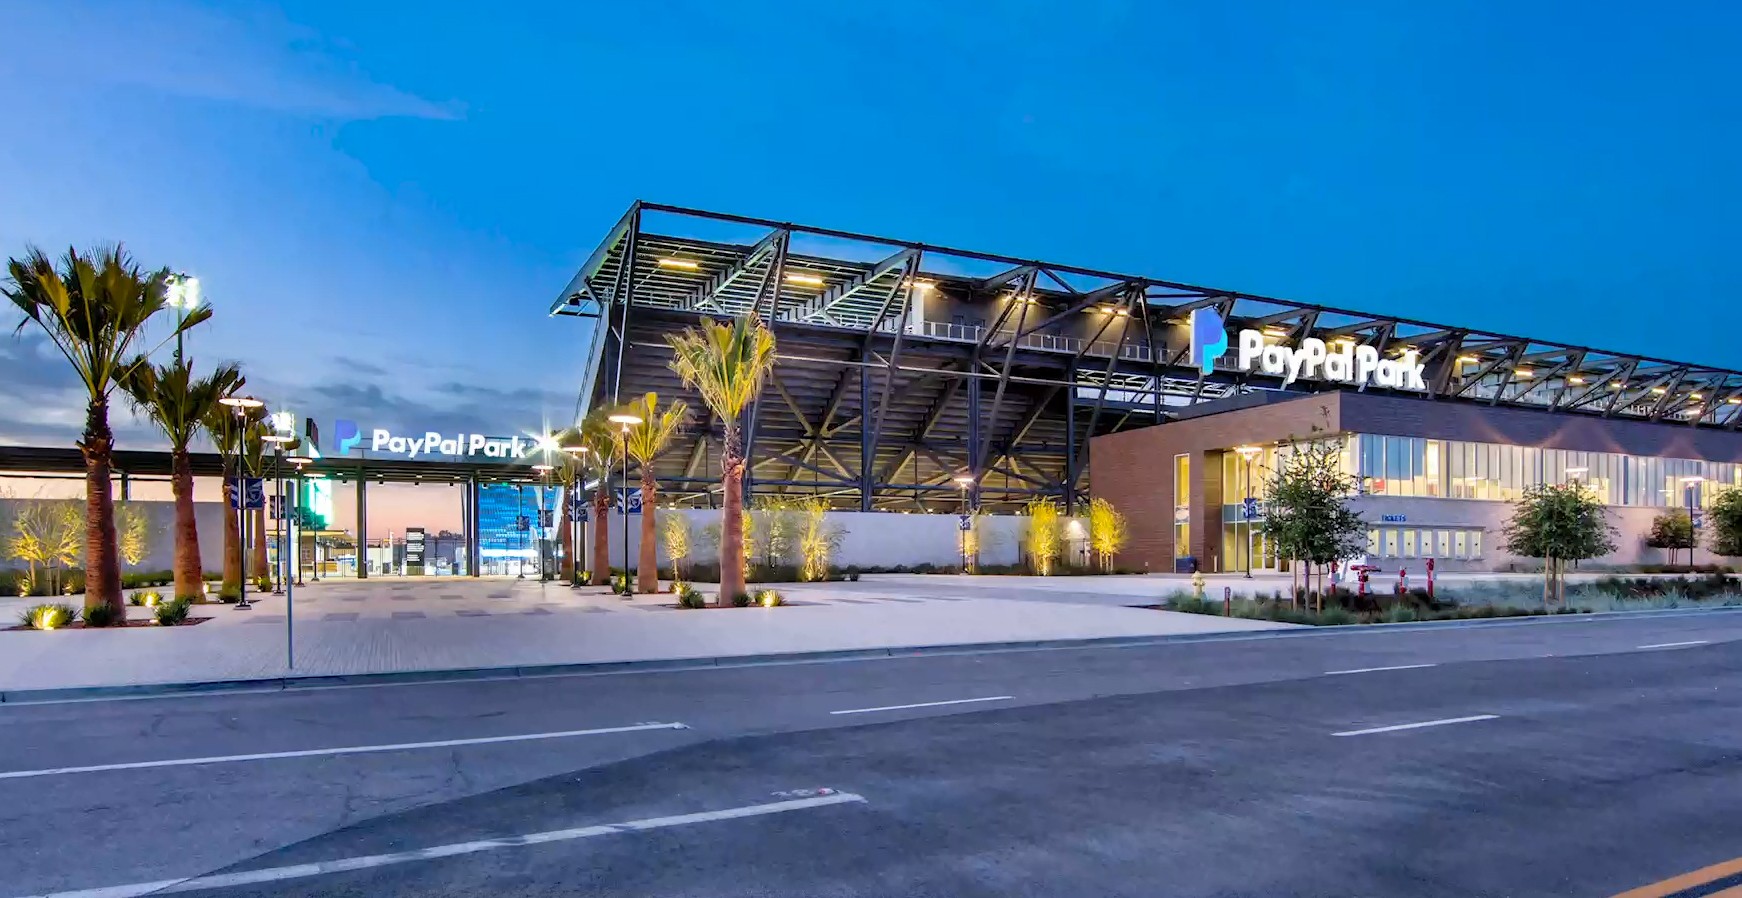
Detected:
left=1, top=1, right=461, bottom=122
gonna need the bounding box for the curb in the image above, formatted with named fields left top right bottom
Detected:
left=3, top=604, right=1737, bottom=705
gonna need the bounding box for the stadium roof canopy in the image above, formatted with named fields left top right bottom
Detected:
left=552, top=202, right=1742, bottom=512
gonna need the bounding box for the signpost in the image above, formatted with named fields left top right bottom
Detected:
left=617, top=487, right=643, bottom=514
left=404, top=527, right=426, bottom=574
left=229, top=477, right=265, bottom=510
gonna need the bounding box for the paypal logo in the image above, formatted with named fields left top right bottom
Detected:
left=1189, top=307, right=1228, bottom=375
left=334, top=419, right=362, bottom=455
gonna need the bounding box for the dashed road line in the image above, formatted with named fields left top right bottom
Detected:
left=8, top=791, right=866, bottom=898
left=830, top=696, right=1013, bottom=716
left=1637, top=640, right=1709, bottom=650
left=0, top=722, right=689, bottom=780
left=1332, top=714, right=1499, bottom=737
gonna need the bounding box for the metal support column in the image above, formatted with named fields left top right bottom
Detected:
left=859, top=367, right=874, bottom=511
left=1064, top=361, right=1078, bottom=514
left=966, top=375, right=981, bottom=482
left=467, top=476, right=481, bottom=577
left=355, top=474, right=367, bottom=579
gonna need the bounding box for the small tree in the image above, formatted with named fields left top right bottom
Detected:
left=752, top=497, right=801, bottom=574
left=1502, top=483, right=1617, bottom=606
left=1088, top=497, right=1128, bottom=572
left=1259, top=436, right=1366, bottom=609
left=661, top=511, right=692, bottom=581
left=1645, top=509, right=1697, bottom=568
left=114, top=501, right=151, bottom=568
left=9, top=498, right=82, bottom=596
left=1023, top=498, right=1064, bottom=575
left=961, top=508, right=993, bottom=573
left=796, top=497, right=845, bottom=582
left=1710, top=488, right=1742, bottom=559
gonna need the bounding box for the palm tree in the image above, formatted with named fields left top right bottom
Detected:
left=120, top=358, right=243, bottom=601
left=203, top=401, right=265, bottom=597
left=5, top=245, right=211, bottom=614
left=665, top=316, right=776, bottom=605
left=622, top=392, right=690, bottom=594
left=579, top=410, right=622, bottom=587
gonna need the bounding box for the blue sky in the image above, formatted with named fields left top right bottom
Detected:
left=3, top=0, right=1740, bottom=450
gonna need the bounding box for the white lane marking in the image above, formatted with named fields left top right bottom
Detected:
left=11, top=791, right=866, bottom=898
left=1332, top=714, right=1500, bottom=737
left=0, top=722, right=688, bottom=780
left=1323, top=663, right=1437, bottom=676
left=1638, top=640, right=1709, bottom=649
left=829, top=695, right=1013, bottom=715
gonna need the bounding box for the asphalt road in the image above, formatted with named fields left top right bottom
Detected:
left=4, top=611, right=1742, bottom=898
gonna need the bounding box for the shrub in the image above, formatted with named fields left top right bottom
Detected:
left=674, top=582, right=705, bottom=609
left=612, top=572, right=632, bottom=596
left=755, top=589, right=785, bottom=607
left=846, top=566, right=861, bottom=582
left=216, top=584, right=241, bottom=603
left=1316, top=606, right=1357, bottom=625
left=253, top=574, right=272, bottom=592
left=83, top=603, right=121, bottom=628
left=19, top=603, right=79, bottom=630
left=1381, top=605, right=1419, bottom=623
left=129, top=590, right=163, bottom=608
left=154, top=597, right=193, bottom=626
left=730, top=591, right=752, bottom=608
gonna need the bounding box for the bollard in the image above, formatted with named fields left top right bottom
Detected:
left=1224, top=585, right=1232, bottom=617
left=1426, top=557, right=1436, bottom=599
left=1397, top=567, right=1409, bottom=596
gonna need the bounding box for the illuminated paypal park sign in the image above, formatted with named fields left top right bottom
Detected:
left=331, top=419, right=550, bottom=460
left=1189, top=309, right=1427, bottom=391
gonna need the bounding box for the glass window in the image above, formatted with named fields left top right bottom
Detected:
left=1453, top=530, right=1469, bottom=558
left=1469, top=530, right=1483, bottom=558
left=1381, top=529, right=1399, bottom=558
left=1367, top=529, right=1379, bottom=554
left=1402, top=530, right=1418, bottom=558
left=1435, top=530, right=1451, bottom=557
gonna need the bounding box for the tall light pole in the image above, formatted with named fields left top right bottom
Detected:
left=263, top=432, right=296, bottom=595
left=1235, top=445, right=1261, bottom=578
left=219, top=394, right=264, bottom=610
left=608, top=412, right=643, bottom=595
left=532, top=462, right=555, bottom=581
left=1682, top=474, right=1706, bottom=568
left=561, top=442, right=589, bottom=586
left=954, top=473, right=975, bottom=574
left=288, top=455, right=312, bottom=586
left=164, top=272, right=201, bottom=363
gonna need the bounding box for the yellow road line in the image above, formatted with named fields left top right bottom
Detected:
left=1612, top=856, right=1742, bottom=898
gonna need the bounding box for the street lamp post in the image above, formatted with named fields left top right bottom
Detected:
left=532, top=463, right=555, bottom=582
left=1235, top=446, right=1262, bottom=578
left=1682, top=475, right=1706, bottom=568
left=263, top=433, right=295, bottom=595
left=218, top=394, right=264, bottom=610
left=288, top=455, right=312, bottom=587
left=953, top=473, right=975, bottom=574
left=608, top=413, right=643, bottom=596
left=561, top=442, right=589, bottom=586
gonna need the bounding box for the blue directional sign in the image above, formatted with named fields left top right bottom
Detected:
left=229, top=477, right=265, bottom=510
left=617, top=488, right=643, bottom=514
left=959, top=514, right=972, bottom=532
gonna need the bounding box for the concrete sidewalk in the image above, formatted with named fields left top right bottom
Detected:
left=0, top=578, right=1291, bottom=694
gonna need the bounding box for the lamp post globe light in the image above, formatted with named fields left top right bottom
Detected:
left=607, top=413, right=643, bottom=596
left=561, top=443, right=589, bottom=586
left=219, top=394, right=264, bottom=609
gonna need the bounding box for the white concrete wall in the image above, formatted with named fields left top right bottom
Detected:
left=0, top=498, right=228, bottom=574
left=1349, top=495, right=1731, bottom=572
left=578, top=508, right=1078, bottom=573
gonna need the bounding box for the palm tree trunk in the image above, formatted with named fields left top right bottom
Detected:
left=590, top=488, right=609, bottom=586
left=638, top=469, right=659, bottom=594
left=171, top=448, right=202, bottom=600
left=221, top=476, right=242, bottom=594
left=719, top=421, right=746, bottom=606
left=558, top=496, right=574, bottom=584
left=251, top=504, right=269, bottom=582
left=79, top=396, right=124, bottom=615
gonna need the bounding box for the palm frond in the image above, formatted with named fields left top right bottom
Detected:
left=664, top=316, right=776, bottom=421
left=623, top=392, right=690, bottom=465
